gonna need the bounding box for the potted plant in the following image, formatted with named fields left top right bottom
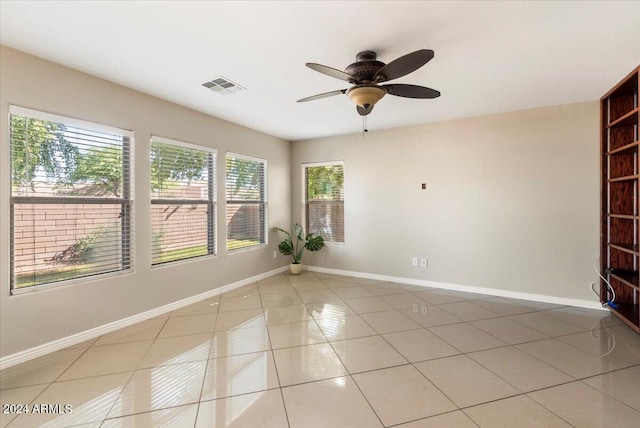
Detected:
left=275, top=223, right=325, bottom=274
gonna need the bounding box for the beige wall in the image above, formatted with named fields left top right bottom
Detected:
left=292, top=102, right=600, bottom=302
left=0, top=46, right=291, bottom=357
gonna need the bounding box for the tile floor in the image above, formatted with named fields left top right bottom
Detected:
left=1, top=271, right=640, bottom=427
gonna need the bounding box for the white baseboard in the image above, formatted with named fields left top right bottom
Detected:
left=0, top=266, right=288, bottom=370
left=304, top=265, right=605, bottom=311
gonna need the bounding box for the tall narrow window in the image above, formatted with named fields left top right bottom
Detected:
left=225, top=153, right=267, bottom=251
left=304, top=162, right=344, bottom=243
left=151, top=137, right=216, bottom=265
left=9, top=106, right=132, bottom=292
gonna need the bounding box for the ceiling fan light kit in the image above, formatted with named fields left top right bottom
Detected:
left=346, top=85, right=386, bottom=108
left=298, top=49, right=440, bottom=117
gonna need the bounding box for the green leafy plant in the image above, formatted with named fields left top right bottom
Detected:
left=10, top=114, right=78, bottom=190
left=275, top=223, right=325, bottom=264
left=46, top=225, right=112, bottom=265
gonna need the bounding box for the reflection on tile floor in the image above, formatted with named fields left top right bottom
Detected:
left=1, top=271, right=639, bottom=427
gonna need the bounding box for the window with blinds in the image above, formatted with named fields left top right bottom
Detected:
left=151, top=137, right=215, bottom=265
left=9, top=106, right=132, bottom=292
left=304, top=162, right=344, bottom=243
left=225, top=154, right=267, bottom=251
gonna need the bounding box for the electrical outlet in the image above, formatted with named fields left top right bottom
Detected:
left=273, top=250, right=278, bottom=259
left=421, top=258, right=428, bottom=267
left=412, top=257, right=418, bottom=266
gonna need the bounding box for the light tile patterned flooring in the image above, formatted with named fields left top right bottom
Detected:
left=1, top=271, right=640, bottom=427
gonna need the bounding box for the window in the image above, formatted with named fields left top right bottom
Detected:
left=9, top=106, right=132, bottom=292
left=151, top=137, right=216, bottom=265
left=225, top=153, right=267, bottom=251
left=303, top=162, right=344, bottom=243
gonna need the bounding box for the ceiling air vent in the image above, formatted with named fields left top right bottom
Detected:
left=201, top=76, right=246, bottom=95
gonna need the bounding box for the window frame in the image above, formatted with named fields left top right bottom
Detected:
left=302, top=160, right=345, bottom=244
left=225, top=152, right=268, bottom=252
left=150, top=136, right=217, bottom=267
left=8, top=105, right=134, bottom=294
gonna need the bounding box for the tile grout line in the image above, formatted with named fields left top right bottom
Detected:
left=28, top=338, right=120, bottom=426
left=576, top=366, right=640, bottom=414
left=98, top=403, right=201, bottom=426
left=373, top=329, right=474, bottom=418
left=264, top=277, right=293, bottom=428
left=383, top=409, right=481, bottom=428
left=458, top=348, right=578, bottom=426
left=99, top=313, right=174, bottom=425
left=311, top=275, right=388, bottom=428
left=457, top=328, right=640, bottom=424
left=191, top=299, right=222, bottom=428
left=1, top=343, right=93, bottom=420
left=9, top=315, right=173, bottom=426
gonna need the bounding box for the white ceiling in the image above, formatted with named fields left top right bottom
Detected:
left=1, top=1, right=639, bottom=141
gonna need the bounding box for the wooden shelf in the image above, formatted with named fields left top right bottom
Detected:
left=601, top=67, right=639, bottom=99
left=607, top=214, right=639, bottom=220
left=607, top=107, right=639, bottom=128
left=607, top=141, right=639, bottom=156
left=601, top=65, right=639, bottom=334
left=608, top=243, right=639, bottom=255
left=608, top=174, right=638, bottom=183
left=610, top=271, right=640, bottom=291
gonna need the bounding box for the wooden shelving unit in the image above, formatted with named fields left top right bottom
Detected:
left=601, top=65, right=640, bottom=333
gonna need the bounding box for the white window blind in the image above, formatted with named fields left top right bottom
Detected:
left=9, top=106, right=133, bottom=292
left=225, top=154, right=267, bottom=251
left=151, top=137, right=216, bottom=265
left=304, top=162, right=344, bottom=243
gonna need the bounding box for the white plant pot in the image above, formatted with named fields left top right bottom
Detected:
left=290, top=263, right=302, bottom=275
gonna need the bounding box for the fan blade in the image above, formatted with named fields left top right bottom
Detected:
left=297, top=89, right=347, bottom=103
left=357, top=104, right=374, bottom=116
left=382, top=84, right=440, bottom=99
left=373, top=49, right=434, bottom=82
left=306, top=63, right=355, bottom=82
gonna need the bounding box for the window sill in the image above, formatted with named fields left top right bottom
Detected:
left=10, top=268, right=134, bottom=296
left=151, top=254, right=217, bottom=270
left=226, top=243, right=268, bottom=255
left=323, top=241, right=345, bottom=246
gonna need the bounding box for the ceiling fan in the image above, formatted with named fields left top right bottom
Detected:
left=297, top=49, right=440, bottom=116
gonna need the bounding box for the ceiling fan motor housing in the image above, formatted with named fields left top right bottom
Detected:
left=345, top=51, right=385, bottom=83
